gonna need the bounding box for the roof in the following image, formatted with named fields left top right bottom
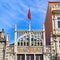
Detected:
left=49, top=1, right=60, bottom=3
left=49, top=1, right=60, bottom=4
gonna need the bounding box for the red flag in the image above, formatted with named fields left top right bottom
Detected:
left=28, top=8, right=31, bottom=20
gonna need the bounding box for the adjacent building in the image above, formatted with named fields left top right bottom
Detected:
left=45, top=1, right=60, bottom=60
left=0, top=29, right=6, bottom=60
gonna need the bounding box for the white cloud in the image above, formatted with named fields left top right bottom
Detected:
left=0, top=0, right=48, bottom=29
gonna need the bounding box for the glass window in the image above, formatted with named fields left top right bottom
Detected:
left=36, top=56, right=39, bottom=60
left=21, top=42, right=23, bottom=46
left=27, top=55, right=31, bottom=60
left=27, top=55, right=29, bottom=60
left=36, top=54, right=40, bottom=60
left=31, top=55, right=34, bottom=60
left=22, top=55, right=25, bottom=60
left=17, top=55, right=20, bottom=60
left=24, top=42, right=25, bottom=46
left=27, top=42, right=29, bottom=46
left=57, top=17, right=60, bottom=28
left=58, top=21, right=60, bottom=28
left=26, top=54, right=34, bottom=60
left=57, top=17, right=60, bottom=20
left=18, top=42, right=19, bottom=46
left=40, top=54, right=43, bottom=60
left=59, top=40, right=60, bottom=49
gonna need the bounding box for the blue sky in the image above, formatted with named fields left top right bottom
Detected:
left=0, top=0, right=59, bottom=43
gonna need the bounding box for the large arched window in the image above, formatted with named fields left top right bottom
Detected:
left=17, top=31, right=43, bottom=46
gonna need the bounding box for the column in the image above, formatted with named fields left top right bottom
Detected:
left=33, top=39, right=34, bottom=46
left=50, top=33, right=53, bottom=60
left=14, top=24, right=17, bottom=60
left=56, top=40, right=59, bottom=53
left=20, top=39, right=21, bottom=46
left=23, top=38, right=24, bottom=46
left=36, top=40, right=38, bottom=46
left=43, top=24, right=46, bottom=60
left=26, top=36, right=27, bottom=46
left=34, top=54, right=36, bottom=60
left=11, top=54, right=13, bottom=60
left=28, top=20, right=31, bottom=46
left=25, top=54, right=26, bottom=60
left=43, top=54, right=46, bottom=60
left=25, top=36, right=27, bottom=46
left=47, top=55, right=50, bottom=60
left=29, top=32, right=31, bottom=46
left=15, top=53, right=17, bottom=60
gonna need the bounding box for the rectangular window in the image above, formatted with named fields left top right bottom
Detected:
left=40, top=54, right=43, bottom=60
left=17, top=55, right=20, bottom=60
left=26, top=54, right=34, bottom=60
left=36, top=54, right=40, bottom=60
left=59, top=40, right=60, bottom=49
left=17, top=54, right=25, bottom=60
left=58, top=21, right=60, bottom=28
left=57, top=17, right=60, bottom=28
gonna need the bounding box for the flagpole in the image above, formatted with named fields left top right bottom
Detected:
left=29, top=20, right=31, bottom=46
left=27, top=8, right=31, bottom=46
left=29, top=20, right=31, bottom=31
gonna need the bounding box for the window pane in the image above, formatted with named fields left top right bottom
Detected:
left=59, top=40, right=60, bottom=50
left=17, top=55, right=20, bottom=60
left=57, top=17, right=60, bottom=20
left=26, top=54, right=34, bottom=60
left=36, top=54, right=40, bottom=60
left=31, top=55, right=34, bottom=60
left=22, top=55, right=25, bottom=60
left=40, top=54, right=43, bottom=60
left=58, top=21, right=60, bottom=28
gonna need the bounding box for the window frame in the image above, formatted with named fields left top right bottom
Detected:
left=57, top=17, right=60, bottom=28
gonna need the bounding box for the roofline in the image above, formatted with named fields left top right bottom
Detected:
left=49, top=1, right=60, bottom=3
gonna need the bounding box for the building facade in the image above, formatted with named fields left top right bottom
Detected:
left=14, top=24, right=45, bottom=60
left=0, top=29, right=6, bottom=60
left=45, top=1, right=60, bottom=60
left=1, top=1, right=60, bottom=60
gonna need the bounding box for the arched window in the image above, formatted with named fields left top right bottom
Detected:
left=24, top=42, right=25, bottom=46
left=18, top=42, right=19, bottom=46
left=41, top=42, right=42, bottom=46
left=21, top=42, right=23, bottom=46
left=27, top=42, right=29, bottom=46
left=38, top=42, right=39, bottom=46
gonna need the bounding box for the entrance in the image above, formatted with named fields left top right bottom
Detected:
left=17, top=54, right=43, bottom=60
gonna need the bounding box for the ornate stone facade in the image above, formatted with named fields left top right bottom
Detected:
left=45, top=1, right=60, bottom=60
left=1, top=1, right=60, bottom=60
left=0, top=29, right=6, bottom=60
